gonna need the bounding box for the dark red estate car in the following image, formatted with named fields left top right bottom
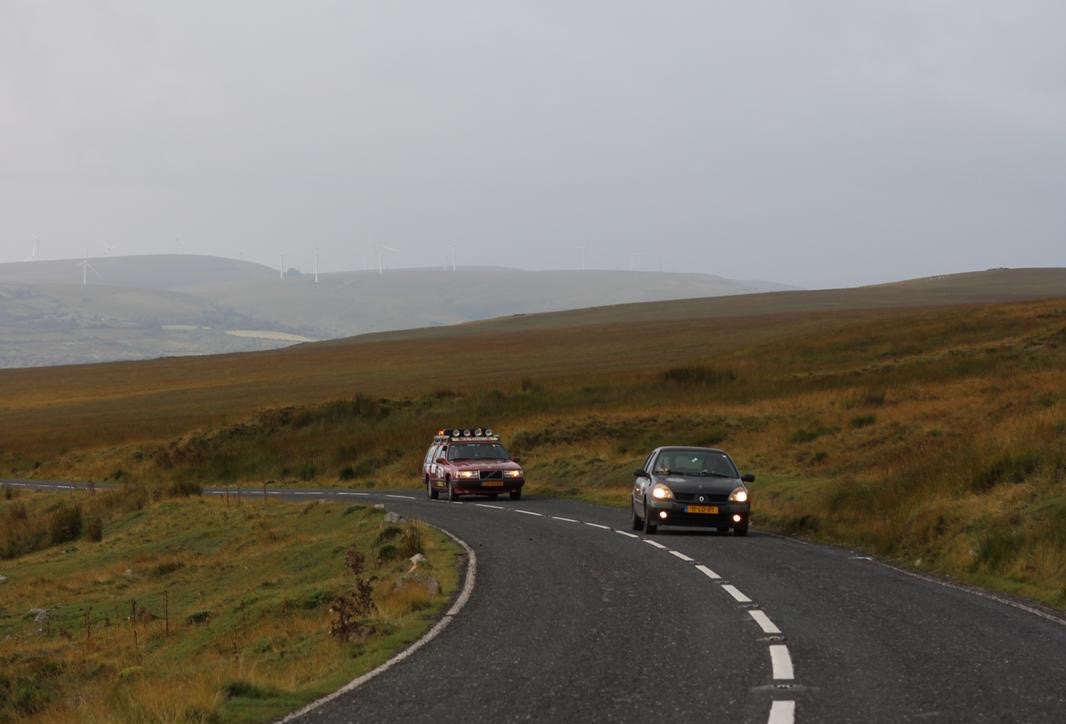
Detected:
left=423, top=428, right=525, bottom=501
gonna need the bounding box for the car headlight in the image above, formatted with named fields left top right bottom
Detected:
left=729, top=488, right=749, bottom=503
left=651, top=483, right=674, bottom=500
left=503, top=470, right=523, bottom=478
left=456, top=470, right=480, bottom=480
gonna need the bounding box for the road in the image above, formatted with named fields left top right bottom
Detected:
left=6, top=480, right=1066, bottom=723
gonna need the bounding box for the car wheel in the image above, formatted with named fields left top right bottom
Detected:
left=733, top=523, right=749, bottom=537
left=426, top=478, right=439, bottom=500
left=631, top=508, right=643, bottom=531
left=509, top=489, right=522, bottom=501
left=447, top=479, right=460, bottom=502
left=643, top=503, right=658, bottom=534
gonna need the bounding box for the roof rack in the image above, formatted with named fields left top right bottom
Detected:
left=434, top=427, right=498, bottom=442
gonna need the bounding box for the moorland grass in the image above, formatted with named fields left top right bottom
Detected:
left=0, top=491, right=460, bottom=723
left=1, top=291, right=1066, bottom=612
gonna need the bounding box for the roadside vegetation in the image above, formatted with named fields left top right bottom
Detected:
left=0, top=489, right=460, bottom=723
left=1, top=280, right=1065, bottom=615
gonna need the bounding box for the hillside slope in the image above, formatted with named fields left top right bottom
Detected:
left=1, top=267, right=1065, bottom=609
left=0, top=255, right=793, bottom=366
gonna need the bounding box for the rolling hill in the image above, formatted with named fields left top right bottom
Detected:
left=2, top=266, right=1066, bottom=610
left=0, top=254, right=793, bottom=367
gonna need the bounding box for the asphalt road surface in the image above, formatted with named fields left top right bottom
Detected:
left=6, top=480, right=1066, bottom=724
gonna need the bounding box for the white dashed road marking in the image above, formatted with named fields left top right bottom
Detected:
left=615, top=530, right=639, bottom=539
left=768, top=700, right=796, bottom=724
left=515, top=509, right=542, bottom=517
left=475, top=503, right=504, bottom=510
left=749, top=610, right=782, bottom=635
left=695, top=564, right=721, bottom=580
left=722, top=585, right=752, bottom=603
left=770, top=645, right=795, bottom=680
left=668, top=550, right=694, bottom=562
left=552, top=516, right=579, bottom=523
left=385, top=494, right=414, bottom=500
left=585, top=522, right=610, bottom=530
left=643, top=539, right=668, bottom=550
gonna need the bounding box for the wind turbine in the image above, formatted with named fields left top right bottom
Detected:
left=377, top=245, right=399, bottom=275
left=622, top=250, right=648, bottom=270
left=451, top=247, right=456, bottom=272
left=279, top=254, right=285, bottom=280
left=76, top=256, right=99, bottom=286
left=314, top=247, right=320, bottom=283
left=25, top=238, right=40, bottom=261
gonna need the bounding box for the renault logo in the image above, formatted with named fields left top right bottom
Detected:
left=698, top=495, right=705, bottom=503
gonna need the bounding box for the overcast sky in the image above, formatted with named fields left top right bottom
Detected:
left=2, top=1, right=1064, bottom=288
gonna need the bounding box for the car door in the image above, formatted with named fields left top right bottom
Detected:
left=634, top=452, right=655, bottom=509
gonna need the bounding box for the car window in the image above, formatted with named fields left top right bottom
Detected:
left=643, top=452, right=655, bottom=473
left=447, top=443, right=510, bottom=461
left=660, top=451, right=737, bottom=476
left=424, top=444, right=438, bottom=465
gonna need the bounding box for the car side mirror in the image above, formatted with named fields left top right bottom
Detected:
left=512, top=457, right=521, bottom=464
left=741, top=473, right=756, bottom=483
left=633, top=469, right=649, bottom=478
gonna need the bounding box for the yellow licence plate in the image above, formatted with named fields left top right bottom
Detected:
left=687, top=505, right=719, bottom=514
left=483, top=480, right=504, bottom=487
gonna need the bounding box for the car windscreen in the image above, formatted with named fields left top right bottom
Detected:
left=447, top=443, right=510, bottom=461
left=655, top=451, right=737, bottom=477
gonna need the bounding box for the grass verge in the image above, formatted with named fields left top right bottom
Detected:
left=0, top=490, right=461, bottom=723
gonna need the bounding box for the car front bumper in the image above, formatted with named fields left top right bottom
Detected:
left=438, top=479, right=524, bottom=495
left=647, top=501, right=750, bottom=528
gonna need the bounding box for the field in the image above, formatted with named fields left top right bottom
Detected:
left=1, top=267, right=1065, bottom=611
left=0, top=488, right=461, bottom=723
left=0, top=254, right=790, bottom=367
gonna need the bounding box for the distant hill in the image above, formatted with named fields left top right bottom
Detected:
left=0, top=254, right=794, bottom=367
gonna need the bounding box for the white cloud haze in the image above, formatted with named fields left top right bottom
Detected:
left=2, top=0, right=1064, bottom=287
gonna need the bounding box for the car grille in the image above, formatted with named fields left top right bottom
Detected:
left=674, top=492, right=729, bottom=503
left=481, top=470, right=503, bottom=480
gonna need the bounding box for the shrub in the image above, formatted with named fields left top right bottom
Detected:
left=85, top=514, right=104, bottom=542
left=163, top=480, right=202, bottom=497
left=661, top=366, right=736, bottom=385
left=849, top=414, right=877, bottom=429
left=973, top=454, right=1040, bottom=492
left=399, top=526, right=424, bottom=558
left=48, top=504, right=82, bottom=545
left=338, top=465, right=356, bottom=481
left=790, top=425, right=838, bottom=444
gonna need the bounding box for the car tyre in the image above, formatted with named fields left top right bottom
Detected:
left=643, top=503, right=658, bottom=534
left=733, top=523, right=749, bottom=537
left=509, top=489, right=522, bottom=501
left=427, top=478, right=439, bottom=500
left=447, top=479, right=460, bottom=502
left=631, top=508, right=643, bottom=531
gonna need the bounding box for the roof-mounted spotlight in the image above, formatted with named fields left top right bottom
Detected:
left=484, top=428, right=493, bottom=436
left=474, top=428, right=483, bottom=436
left=463, top=429, right=471, bottom=437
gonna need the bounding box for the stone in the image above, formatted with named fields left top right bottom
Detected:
left=393, top=573, right=441, bottom=596
left=0, top=575, right=8, bottom=584
left=123, top=568, right=134, bottom=577
left=409, top=553, right=428, bottom=569
left=373, top=503, right=385, bottom=509
left=383, top=511, right=403, bottom=523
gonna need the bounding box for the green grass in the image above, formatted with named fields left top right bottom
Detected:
left=2, top=271, right=1066, bottom=619
left=0, top=490, right=461, bottom=723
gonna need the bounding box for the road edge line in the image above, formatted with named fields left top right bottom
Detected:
left=275, top=525, right=477, bottom=723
